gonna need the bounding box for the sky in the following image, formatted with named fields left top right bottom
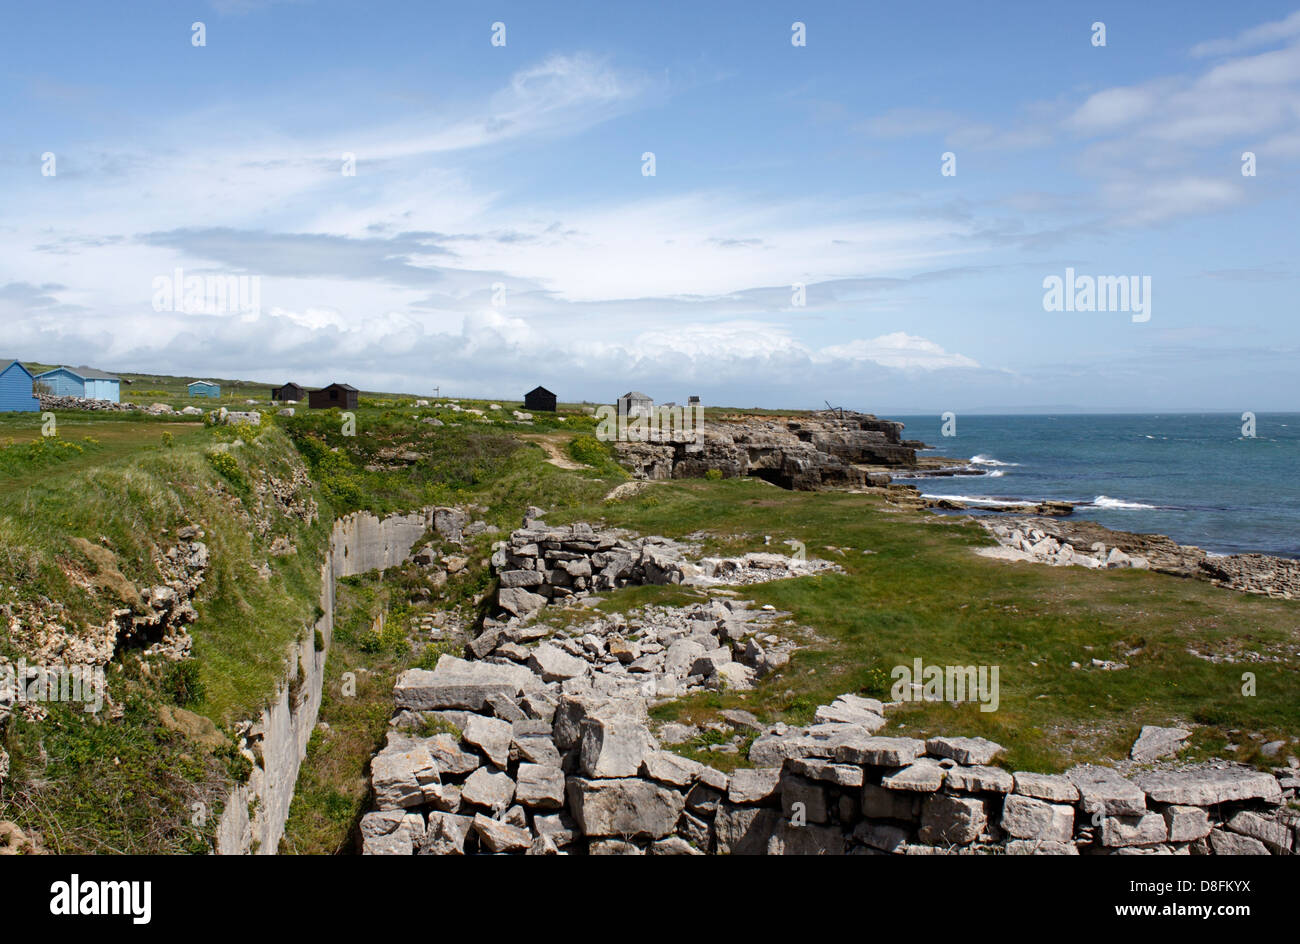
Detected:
left=1, top=0, right=1298, bottom=413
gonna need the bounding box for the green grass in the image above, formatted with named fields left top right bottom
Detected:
left=549, top=478, right=1300, bottom=773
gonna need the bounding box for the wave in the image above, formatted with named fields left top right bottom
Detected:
left=986, top=470, right=1005, bottom=478
left=970, top=454, right=1018, bottom=467
left=922, top=493, right=1039, bottom=507
left=1091, top=495, right=1158, bottom=510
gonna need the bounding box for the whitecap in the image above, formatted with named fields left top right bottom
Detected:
left=1092, top=495, right=1158, bottom=510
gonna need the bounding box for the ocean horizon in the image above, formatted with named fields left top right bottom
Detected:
left=891, top=413, right=1300, bottom=559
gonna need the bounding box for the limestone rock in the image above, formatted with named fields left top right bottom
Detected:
left=566, top=777, right=687, bottom=840
left=1001, top=795, right=1073, bottom=842
left=1129, top=725, right=1191, bottom=762
left=926, top=736, right=1003, bottom=766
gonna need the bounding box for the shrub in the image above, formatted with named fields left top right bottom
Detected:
left=568, top=434, right=611, bottom=466
left=163, top=659, right=206, bottom=707
left=206, top=451, right=246, bottom=489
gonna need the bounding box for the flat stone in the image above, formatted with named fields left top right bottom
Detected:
left=515, top=763, right=566, bottom=810
left=651, top=836, right=704, bottom=855
left=498, top=586, right=547, bottom=618
left=359, top=810, right=422, bottom=855
left=833, top=736, right=926, bottom=768
left=727, top=767, right=782, bottom=805
left=882, top=759, right=946, bottom=792
left=640, top=750, right=705, bottom=788
left=512, top=734, right=562, bottom=767
left=944, top=765, right=1014, bottom=794
left=1132, top=765, right=1282, bottom=807
left=499, top=569, right=545, bottom=588
left=788, top=758, right=864, bottom=788
left=552, top=693, right=649, bottom=750
left=814, top=693, right=886, bottom=728
left=1005, top=839, right=1078, bottom=855
left=395, top=655, right=541, bottom=711
left=1129, top=725, right=1191, bottom=762
left=528, top=643, right=589, bottom=682
left=926, top=736, right=1004, bottom=766
left=766, top=822, right=846, bottom=856
left=425, top=733, right=480, bottom=776
left=1067, top=765, right=1147, bottom=816
left=1001, top=794, right=1074, bottom=842
left=1012, top=771, right=1079, bottom=803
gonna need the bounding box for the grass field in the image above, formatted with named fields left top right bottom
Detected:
left=547, top=479, right=1299, bottom=773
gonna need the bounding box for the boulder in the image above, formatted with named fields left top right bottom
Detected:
left=460, top=767, right=516, bottom=814
left=579, top=718, right=656, bottom=778
left=515, top=763, right=566, bottom=810
left=418, top=812, right=474, bottom=855
left=472, top=813, right=532, bottom=853
left=566, top=777, right=687, bottom=840
left=370, top=740, right=439, bottom=810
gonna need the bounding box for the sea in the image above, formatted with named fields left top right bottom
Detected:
left=889, top=413, right=1300, bottom=559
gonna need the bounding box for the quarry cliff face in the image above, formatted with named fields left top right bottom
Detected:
left=613, top=410, right=918, bottom=489
left=215, top=507, right=442, bottom=854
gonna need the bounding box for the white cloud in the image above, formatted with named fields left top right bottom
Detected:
left=819, top=332, right=980, bottom=370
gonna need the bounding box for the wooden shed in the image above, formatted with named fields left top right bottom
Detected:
left=0, top=359, right=40, bottom=412
left=271, top=382, right=305, bottom=402
left=33, top=365, right=121, bottom=403
left=523, top=385, right=557, bottom=412
left=188, top=380, right=221, bottom=398
left=308, top=383, right=359, bottom=410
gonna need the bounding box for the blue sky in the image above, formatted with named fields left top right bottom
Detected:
left=2, top=0, right=1298, bottom=411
